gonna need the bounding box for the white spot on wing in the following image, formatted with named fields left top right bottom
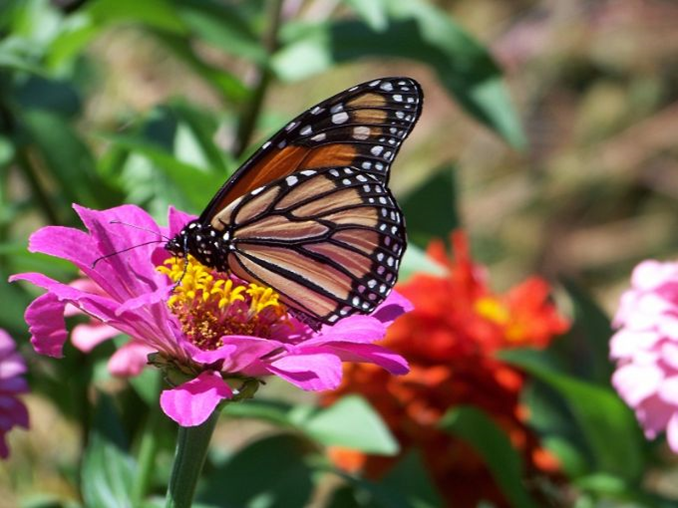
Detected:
left=332, top=112, right=349, bottom=124
left=352, top=126, right=371, bottom=140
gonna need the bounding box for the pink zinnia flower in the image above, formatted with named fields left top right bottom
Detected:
left=0, top=328, right=29, bottom=459
left=610, top=259, right=678, bottom=452
left=10, top=204, right=410, bottom=427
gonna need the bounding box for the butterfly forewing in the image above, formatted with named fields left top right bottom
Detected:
left=213, top=168, right=406, bottom=324
left=199, top=77, right=422, bottom=223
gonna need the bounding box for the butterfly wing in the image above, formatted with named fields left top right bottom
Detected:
left=209, top=167, right=406, bottom=325
left=199, top=77, right=422, bottom=224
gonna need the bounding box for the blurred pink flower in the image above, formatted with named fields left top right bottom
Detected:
left=64, top=278, right=150, bottom=377
left=0, top=329, right=29, bottom=459
left=611, top=259, right=678, bottom=452
left=10, top=204, right=410, bottom=427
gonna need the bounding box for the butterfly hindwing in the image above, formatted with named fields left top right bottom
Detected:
left=210, top=167, right=406, bottom=324
left=198, top=77, right=422, bottom=223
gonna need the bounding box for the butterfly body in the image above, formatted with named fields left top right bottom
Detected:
left=166, top=77, right=422, bottom=326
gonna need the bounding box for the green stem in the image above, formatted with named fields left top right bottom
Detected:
left=165, top=410, right=220, bottom=508
left=131, top=377, right=163, bottom=505
left=232, top=0, right=284, bottom=157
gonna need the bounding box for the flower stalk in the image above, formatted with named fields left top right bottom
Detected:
left=165, top=410, right=220, bottom=508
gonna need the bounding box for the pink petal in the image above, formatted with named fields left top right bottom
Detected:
left=658, top=314, right=678, bottom=340
left=631, top=260, right=678, bottom=291
left=268, top=353, right=342, bottom=391
left=160, top=371, right=232, bottom=426
left=115, top=286, right=172, bottom=316
left=73, top=204, right=166, bottom=292
left=310, top=317, right=386, bottom=347
left=0, top=352, right=27, bottom=380
left=369, top=290, right=413, bottom=327
left=71, top=323, right=120, bottom=353
left=0, top=375, right=29, bottom=394
left=636, top=394, right=674, bottom=439
left=27, top=226, right=120, bottom=295
left=658, top=375, right=678, bottom=406
left=661, top=342, right=678, bottom=370
left=327, top=343, right=409, bottom=375
left=193, top=336, right=282, bottom=373
left=24, top=292, right=68, bottom=358
left=609, top=329, right=661, bottom=360
left=667, top=413, right=678, bottom=453
left=612, top=363, right=663, bottom=407
left=0, top=330, right=17, bottom=357
left=108, top=341, right=155, bottom=377
left=168, top=207, right=196, bottom=236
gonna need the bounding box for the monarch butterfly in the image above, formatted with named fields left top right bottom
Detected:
left=165, top=77, right=423, bottom=327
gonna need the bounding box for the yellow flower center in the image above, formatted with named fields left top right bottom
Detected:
left=157, top=255, right=288, bottom=350
left=474, top=296, right=526, bottom=343
left=475, top=297, right=509, bottom=325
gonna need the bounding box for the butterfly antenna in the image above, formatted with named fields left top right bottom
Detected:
left=109, top=220, right=171, bottom=241
left=91, top=240, right=166, bottom=268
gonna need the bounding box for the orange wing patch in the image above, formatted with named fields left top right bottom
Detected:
left=198, top=77, right=422, bottom=224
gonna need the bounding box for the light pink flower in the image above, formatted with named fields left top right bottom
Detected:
left=611, top=259, right=678, bottom=451
left=0, top=329, right=29, bottom=459
left=10, top=204, right=411, bottom=427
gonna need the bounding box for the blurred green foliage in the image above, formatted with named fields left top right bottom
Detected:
left=1, top=0, right=678, bottom=507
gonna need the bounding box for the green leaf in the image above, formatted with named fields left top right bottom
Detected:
left=558, top=278, right=615, bottom=385
left=168, top=100, right=235, bottom=174
left=273, top=0, right=525, bottom=148
left=46, top=14, right=100, bottom=71
left=398, top=243, right=447, bottom=282
left=81, top=393, right=136, bottom=508
left=127, top=364, right=161, bottom=406
left=343, top=0, right=389, bottom=32
left=379, top=451, right=443, bottom=508
left=101, top=132, right=228, bottom=214
left=500, top=348, right=645, bottom=482
left=87, top=0, right=187, bottom=34
left=21, top=110, right=120, bottom=209
left=327, top=467, right=425, bottom=508
left=198, top=433, right=315, bottom=508
left=175, top=1, right=266, bottom=63
left=0, top=265, right=33, bottom=334
left=400, top=165, right=458, bottom=248
left=151, top=31, right=248, bottom=104
left=302, top=396, right=399, bottom=455
left=440, top=406, right=540, bottom=508
left=15, top=75, right=82, bottom=117
left=221, top=398, right=296, bottom=427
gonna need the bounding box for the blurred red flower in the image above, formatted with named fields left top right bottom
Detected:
left=323, top=231, right=570, bottom=507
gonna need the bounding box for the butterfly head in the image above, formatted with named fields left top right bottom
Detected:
left=165, top=230, right=188, bottom=258
left=165, top=220, right=230, bottom=273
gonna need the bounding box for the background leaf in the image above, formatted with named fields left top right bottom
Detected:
left=440, top=406, right=540, bottom=508
left=198, top=433, right=315, bottom=508
left=302, top=396, right=399, bottom=455
left=500, top=348, right=645, bottom=483
left=81, top=393, right=136, bottom=508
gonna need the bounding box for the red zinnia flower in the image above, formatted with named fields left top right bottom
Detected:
left=323, top=231, right=569, bottom=507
